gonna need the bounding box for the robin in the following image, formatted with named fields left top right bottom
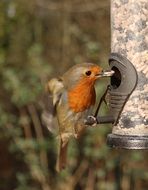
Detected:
left=47, top=63, right=114, bottom=172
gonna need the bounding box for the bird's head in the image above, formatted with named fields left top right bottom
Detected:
left=62, top=63, right=114, bottom=89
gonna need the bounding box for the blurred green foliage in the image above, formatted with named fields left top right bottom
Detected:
left=0, top=0, right=147, bottom=190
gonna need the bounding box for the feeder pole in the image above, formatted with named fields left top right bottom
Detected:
left=107, top=0, right=148, bottom=149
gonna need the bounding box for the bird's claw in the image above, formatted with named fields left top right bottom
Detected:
left=85, top=115, right=97, bottom=126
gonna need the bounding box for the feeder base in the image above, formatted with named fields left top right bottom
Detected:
left=107, top=134, right=148, bottom=149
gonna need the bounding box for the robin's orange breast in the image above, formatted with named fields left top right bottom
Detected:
left=68, top=78, right=96, bottom=112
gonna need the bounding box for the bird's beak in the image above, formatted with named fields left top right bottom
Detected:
left=95, top=70, right=115, bottom=78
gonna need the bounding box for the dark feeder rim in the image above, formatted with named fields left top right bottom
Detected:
left=107, top=134, right=148, bottom=150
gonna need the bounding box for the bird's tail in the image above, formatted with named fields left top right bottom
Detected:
left=56, top=139, right=68, bottom=172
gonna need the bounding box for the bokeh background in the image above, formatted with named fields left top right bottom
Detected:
left=0, top=0, right=148, bottom=190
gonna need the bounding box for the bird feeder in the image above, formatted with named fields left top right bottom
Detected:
left=106, top=0, right=148, bottom=149
left=86, top=0, right=148, bottom=149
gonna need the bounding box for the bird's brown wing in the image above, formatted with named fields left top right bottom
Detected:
left=47, top=78, right=64, bottom=107
left=41, top=78, right=64, bottom=133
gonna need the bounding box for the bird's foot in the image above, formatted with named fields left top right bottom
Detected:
left=85, top=115, right=97, bottom=126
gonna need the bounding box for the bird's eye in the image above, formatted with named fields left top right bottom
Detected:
left=85, top=70, right=92, bottom=76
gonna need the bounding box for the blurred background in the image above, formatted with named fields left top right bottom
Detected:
left=0, top=0, right=148, bottom=189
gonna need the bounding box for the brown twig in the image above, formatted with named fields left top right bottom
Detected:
left=60, top=0, right=72, bottom=71
left=68, top=160, right=89, bottom=188
left=19, top=107, right=32, bottom=139
left=27, top=104, right=49, bottom=169
left=85, top=167, right=95, bottom=190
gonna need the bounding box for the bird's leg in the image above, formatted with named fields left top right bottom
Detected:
left=85, top=85, right=111, bottom=126
left=94, top=85, right=111, bottom=118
